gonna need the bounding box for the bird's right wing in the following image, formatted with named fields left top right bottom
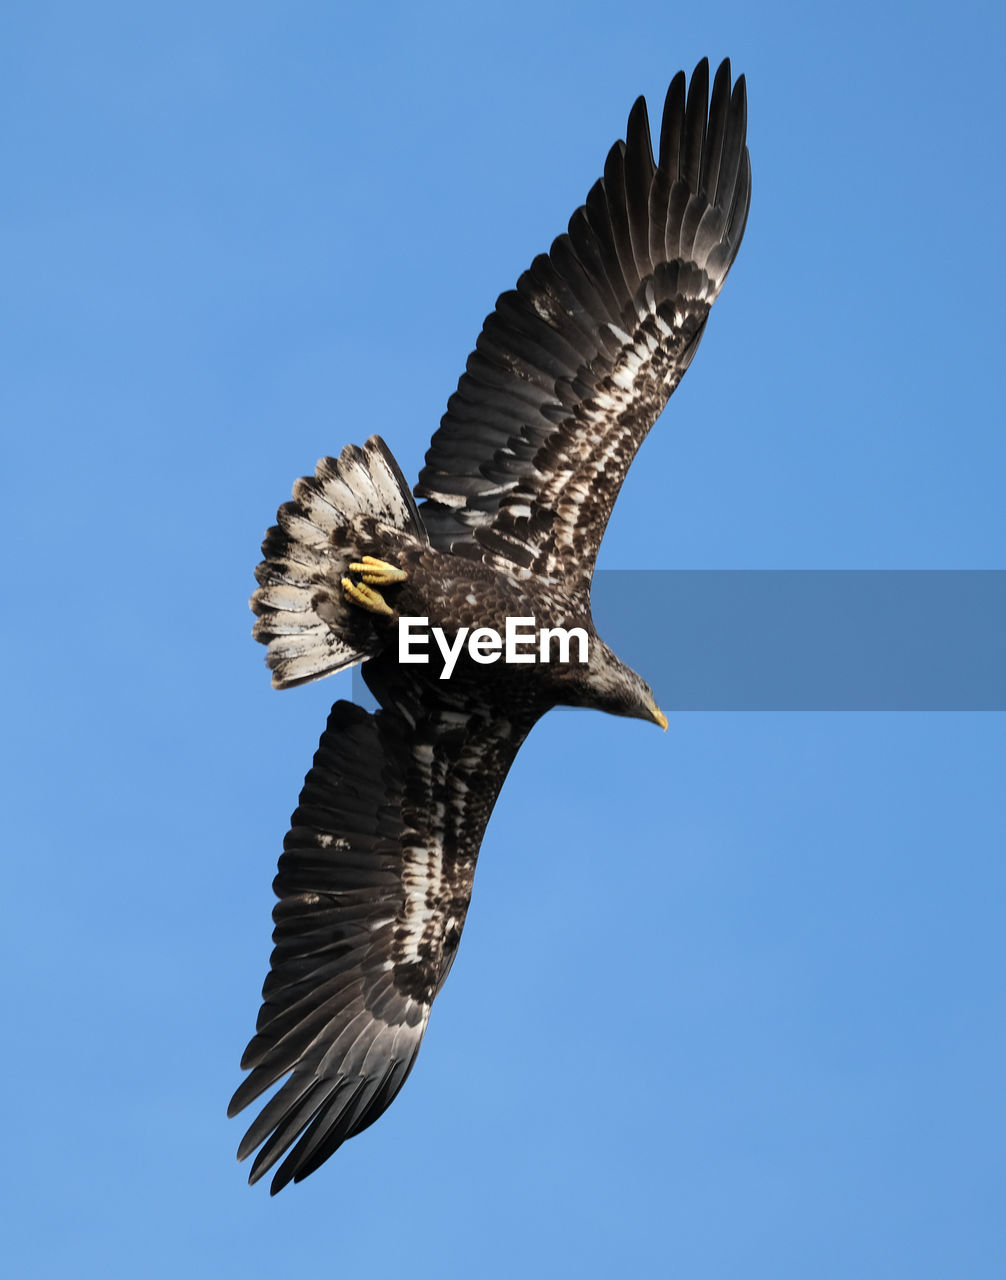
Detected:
left=229, top=664, right=541, bottom=1193
left=416, top=58, right=750, bottom=594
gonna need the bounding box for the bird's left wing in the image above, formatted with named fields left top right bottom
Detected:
left=229, top=668, right=541, bottom=1193
left=416, top=59, right=750, bottom=593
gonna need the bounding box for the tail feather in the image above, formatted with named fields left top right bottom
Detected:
left=252, top=436, right=425, bottom=690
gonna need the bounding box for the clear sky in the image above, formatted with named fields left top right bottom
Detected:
left=3, top=2, right=1005, bottom=1276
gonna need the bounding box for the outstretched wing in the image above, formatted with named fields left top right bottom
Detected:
left=229, top=666, right=541, bottom=1193
left=416, top=58, right=750, bottom=591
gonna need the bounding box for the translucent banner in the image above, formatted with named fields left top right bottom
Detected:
left=352, top=571, right=1006, bottom=711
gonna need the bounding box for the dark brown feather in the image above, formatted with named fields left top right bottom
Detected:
left=416, top=59, right=751, bottom=592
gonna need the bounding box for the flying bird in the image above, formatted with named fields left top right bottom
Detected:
left=231, top=57, right=750, bottom=1192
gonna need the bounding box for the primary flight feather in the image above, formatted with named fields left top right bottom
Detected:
left=231, top=57, right=750, bottom=1193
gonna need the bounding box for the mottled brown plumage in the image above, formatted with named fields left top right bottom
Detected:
left=232, top=58, right=750, bottom=1192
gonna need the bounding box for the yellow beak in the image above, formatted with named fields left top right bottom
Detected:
left=648, top=698, right=669, bottom=731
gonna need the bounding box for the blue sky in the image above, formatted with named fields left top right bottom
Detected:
left=3, top=2, right=1005, bottom=1276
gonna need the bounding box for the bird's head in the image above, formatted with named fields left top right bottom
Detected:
left=562, top=636, right=668, bottom=730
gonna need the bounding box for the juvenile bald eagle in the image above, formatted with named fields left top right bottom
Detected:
left=231, top=58, right=750, bottom=1192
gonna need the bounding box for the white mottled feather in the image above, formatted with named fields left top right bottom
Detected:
left=252, top=439, right=424, bottom=689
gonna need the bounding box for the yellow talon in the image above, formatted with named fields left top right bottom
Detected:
left=347, top=555, right=408, bottom=586
left=341, top=576, right=395, bottom=617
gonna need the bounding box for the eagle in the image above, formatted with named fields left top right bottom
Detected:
left=231, top=58, right=750, bottom=1192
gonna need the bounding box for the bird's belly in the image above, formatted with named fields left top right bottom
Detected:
left=389, top=554, right=590, bottom=694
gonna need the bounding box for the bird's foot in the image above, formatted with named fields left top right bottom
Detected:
left=341, top=577, right=394, bottom=617
left=348, top=555, right=409, bottom=586
left=341, top=555, right=408, bottom=617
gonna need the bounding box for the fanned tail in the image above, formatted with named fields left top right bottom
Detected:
left=252, top=435, right=427, bottom=689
